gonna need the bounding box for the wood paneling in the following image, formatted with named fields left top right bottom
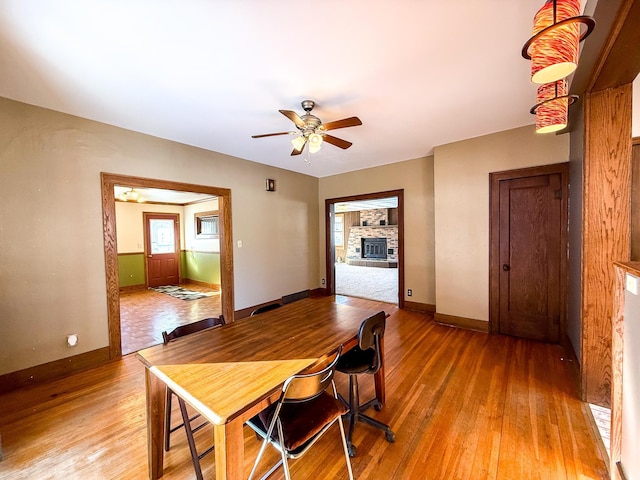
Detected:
left=582, top=85, right=632, bottom=407
left=0, top=297, right=609, bottom=479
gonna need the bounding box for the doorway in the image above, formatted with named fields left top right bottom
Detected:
left=325, top=190, right=404, bottom=308
left=144, top=213, right=181, bottom=287
left=489, top=163, right=569, bottom=343
left=100, top=173, right=234, bottom=359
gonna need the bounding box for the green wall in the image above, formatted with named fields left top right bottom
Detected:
left=118, top=251, right=220, bottom=287
left=118, top=254, right=145, bottom=287
left=183, top=250, right=221, bottom=285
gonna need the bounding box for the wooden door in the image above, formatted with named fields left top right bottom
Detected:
left=144, top=213, right=180, bottom=287
left=496, top=171, right=566, bottom=343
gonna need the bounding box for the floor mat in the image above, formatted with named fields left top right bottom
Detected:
left=148, top=285, right=217, bottom=301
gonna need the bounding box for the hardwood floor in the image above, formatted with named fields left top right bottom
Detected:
left=0, top=296, right=609, bottom=479
left=119, top=285, right=222, bottom=355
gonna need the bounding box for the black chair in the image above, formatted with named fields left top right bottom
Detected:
left=246, top=347, right=354, bottom=480
left=162, top=315, right=225, bottom=480
left=250, top=303, right=282, bottom=316
left=337, top=311, right=395, bottom=457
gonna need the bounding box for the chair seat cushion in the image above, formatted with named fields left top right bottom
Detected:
left=336, top=346, right=376, bottom=374
left=255, top=392, right=348, bottom=452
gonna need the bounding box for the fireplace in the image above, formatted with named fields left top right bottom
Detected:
left=362, top=238, right=387, bottom=259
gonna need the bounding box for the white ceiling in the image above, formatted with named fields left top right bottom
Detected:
left=0, top=1, right=579, bottom=178
left=114, top=186, right=214, bottom=204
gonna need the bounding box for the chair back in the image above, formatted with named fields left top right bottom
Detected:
left=357, top=311, right=386, bottom=373
left=250, top=303, right=282, bottom=316
left=162, top=315, right=225, bottom=344
left=282, top=346, right=343, bottom=403
left=358, top=311, right=386, bottom=350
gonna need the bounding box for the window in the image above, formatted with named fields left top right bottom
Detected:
left=195, top=211, right=219, bottom=239
left=334, top=214, right=344, bottom=247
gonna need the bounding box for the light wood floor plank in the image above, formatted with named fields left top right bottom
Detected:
left=0, top=297, right=609, bottom=479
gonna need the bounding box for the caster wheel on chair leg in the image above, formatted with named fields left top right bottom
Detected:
left=348, top=444, right=357, bottom=457
left=386, top=431, right=396, bottom=443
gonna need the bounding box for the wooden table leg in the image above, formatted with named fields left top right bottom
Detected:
left=374, top=337, right=386, bottom=407
left=214, top=420, right=245, bottom=480
left=145, top=368, right=166, bottom=479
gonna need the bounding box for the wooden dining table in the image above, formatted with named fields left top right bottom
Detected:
left=136, top=297, right=387, bottom=480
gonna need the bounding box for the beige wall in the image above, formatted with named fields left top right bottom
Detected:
left=184, top=199, right=219, bottom=252
left=319, top=156, right=436, bottom=306
left=0, top=97, right=319, bottom=375
left=115, top=202, right=185, bottom=253
left=433, top=125, right=569, bottom=323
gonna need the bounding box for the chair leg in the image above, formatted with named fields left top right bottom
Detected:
left=178, top=397, right=204, bottom=480
left=345, top=374, right=395, bottom=452
left=277, top=421, right=292, bottom=480
left=338, top=415, right=355, bottom=480
left=164, top=387, right=172, bottom=451
left=344, top=375, right=358, bottom=457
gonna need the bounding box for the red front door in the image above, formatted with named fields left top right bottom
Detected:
left=144, top=213, right=180, bottom=287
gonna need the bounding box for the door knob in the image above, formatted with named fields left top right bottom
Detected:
left=502, top=264, right=510, bottom=271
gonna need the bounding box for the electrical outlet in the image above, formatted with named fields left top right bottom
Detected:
left=407, top=289, right=412, bottom=297
left=321, top=278, right=325, bottom=285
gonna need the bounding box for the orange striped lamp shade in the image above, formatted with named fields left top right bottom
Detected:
left=522, top=0, right=595, bottom=84
left=531, top=80, right=577, bottom=134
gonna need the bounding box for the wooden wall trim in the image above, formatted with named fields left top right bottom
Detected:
left=403, top=301, right=435, bottom=314
left=582, top=85, right=632, bottom=407
left=590, top=0, right=640, bottom=92
left=0, top=347, right=111, bottom=394
left=434, top=313, right=489, bottom=333
left=101, top=173, right=234, bottom=361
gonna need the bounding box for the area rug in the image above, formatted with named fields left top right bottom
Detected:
left=335, top=263, right=398, bottom=304
left=148, top=285, right=217, bottom=301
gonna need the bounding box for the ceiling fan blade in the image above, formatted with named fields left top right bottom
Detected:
left=321, top=116, right=362, bottom=131
left=279, top=110, right=306, bottom=128
left=322, top=134, right=353, bottom=150
left=251, top=131, right=292, bottom=138
left=291, top=140, right=307, bottom=156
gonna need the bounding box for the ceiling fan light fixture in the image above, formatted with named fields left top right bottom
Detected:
left=308, top=133, right=323, bottom=154
left=291, top=136, right=306, bottom=151
left=522, top=0, right=595, bottom=84
left=119, top=188, right=145, bottom=203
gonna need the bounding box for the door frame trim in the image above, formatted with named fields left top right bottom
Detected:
left=488, top=163, right=569, bottom=338
left=324, top=189, right=404, bottom=308
left=100, top=172, right=234, bottom=359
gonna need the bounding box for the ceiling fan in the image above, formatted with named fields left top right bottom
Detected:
left=252, top=100, right=362, bottom=156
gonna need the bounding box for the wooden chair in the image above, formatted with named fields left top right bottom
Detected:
left=250, top=303, right=282, bottom=316
left=336, top=311, right=395, bottom=457
left=246, top=347, right=353, bottom=480
left=162, top=315, right=225, bottom=480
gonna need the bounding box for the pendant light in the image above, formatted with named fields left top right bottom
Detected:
left=522, top=0, right=595, bottom=84
left=530, top=79, right=578, bottom=133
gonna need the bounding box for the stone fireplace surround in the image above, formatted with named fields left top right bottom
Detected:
left=345, top=208, right=398, bottom=268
